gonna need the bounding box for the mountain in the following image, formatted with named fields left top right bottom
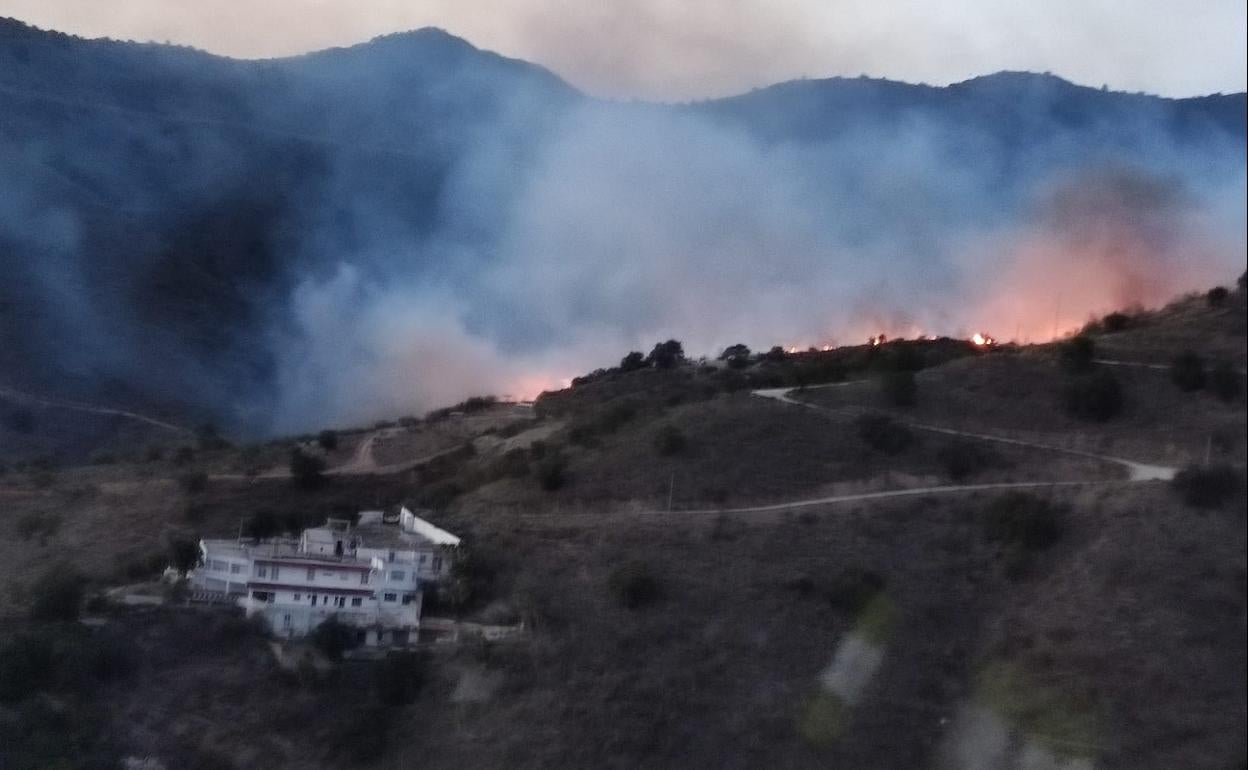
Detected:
left=1, top=17, right=1244, bottom=456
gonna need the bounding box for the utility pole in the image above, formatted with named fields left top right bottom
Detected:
left=667, top=472, right=675, bottom=513
left=1204, top=434, right=1212, bottom=467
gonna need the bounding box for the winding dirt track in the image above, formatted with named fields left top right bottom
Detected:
left=0, top=385, right=191, bottom=435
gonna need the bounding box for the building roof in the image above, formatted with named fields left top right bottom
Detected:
left=399, top=507, right=461, bottom=546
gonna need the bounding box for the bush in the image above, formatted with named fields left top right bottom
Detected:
left=646, top=339, right=685, bottom=369
left=16, top=512, right=61, bottom=543
left=1209, top=361, right=1242, bottom=403
left=317, top=430, right=339, bottom=451
left=1059, top=336, right=1096, bottom=373
left=1062, top=369, right=1123, bottom=422
left=311, top=617, right=359, bottom=662
left=172, top=446, right=195, bottom=466
left=936, top=441, right=994, bottom=481
left=879, top=369, right=917, bottom=406
left=1206, top=286, right=1229, bottom=306
left=1170, top=351, right=1206, bottom=392
left=290, top=448, right=328, bottom=489
left=608, top=561, right=661, bottom=609
left=535, top=452, right=568, bottom=491
left=1171, top=465, right=1241, bottom=508
left=983, top=493, right=1063, bottom=552
left=619, top=351, right=647, bottom=372
left=855, top=414, right=914, bottom=454
left=179, top=470, right=209, bottom=494
left=373, top=651, right=427, bottom=706
left=719, top=343, right=752, bottom=369
left=30, top=567, right=85, bottom=622
left=1101, top=312, right=1131, bottom=333
left=823, top=568, right=886, bottom=613
left=654, top=424, right=687, bottom=456
left=169, top=537, right=201, bottom=574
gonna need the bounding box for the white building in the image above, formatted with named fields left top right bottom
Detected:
left=189, top=507, right=460, bottom=646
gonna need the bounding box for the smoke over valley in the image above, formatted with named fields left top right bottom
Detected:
left=1, top=19, right=1244, bottom=435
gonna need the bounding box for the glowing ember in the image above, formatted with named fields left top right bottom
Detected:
left=869, top=334, right=888, bottom=347
left=970, top=332, right=997, bottom=347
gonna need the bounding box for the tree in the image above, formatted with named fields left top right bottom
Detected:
left=855, top=414, right=914, bottom=454
left=619, top=351, right=647, bottom=372
left=1101, top=312, right=1131, bottom=333
left=1059, top=336, right=1096, bottom=373
left=608, top=561, right=661, bottom=609
left=719, top=344, right=751, bottom=369
left=646, top=339, right=685, bottom=370
left=246, top=509, right=282, bottom=540
left=535, top=452, right=568, bottom=491
left=1062, top=369, right=1123, bottom=422
left=289, top=449, right=327, bottom=489
left=763, top=346, right=787, bottom=363
left=30, top=567, right=85, bottom=622
left=1206, top=286, right=1229, bottom=307
left=317, top=430, right=339, bottom=451
left=1171, top=465, right=1240, bottom=508
left=168, top=537, right=201, bottom=574
left=1209, top=361, right=1242, bottom=403
left=1170, top=351, right=1206, bottom=392
left=311, top=617, right=359, bottom=662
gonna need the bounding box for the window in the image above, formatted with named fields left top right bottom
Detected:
left=256, top=565, right=268, bottom=578
left=419, top=554, right=427, bottom=565
left=307, top=567, right=315, bottom=581
left=253, top=591, right=270, bottom=601
left=310, top=595, right=318, bottom=606
left=351, top=597, right=362, bottom=607
left=387, top=550, right=396, bottom=563
left=401, top=594, right=415, bottom=606
left=360, top=571, right=368, bottom=585
left=321, top=570, right=334, bottom=577
left=335, top=596, right=345, bottom=608
left=282, top=614, right=291, bottom=629
left=272, top=566, right=280, bottom=580
left=293, top=593, right=301, bottom=602
left=230, top=563, right=241, bottom=574
left=432, top=556, right=443, bottom=573
left=266, top=593, right=275, bottom=604
left=390, top=570, right=405, bottom=581
left=383, top=593, right=397, bottom=602
left=211, top=560, right=226, bottom=571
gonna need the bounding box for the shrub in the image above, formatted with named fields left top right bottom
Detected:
left=855, top=414, right=914, bottom=454
left=373, top=651, right=427, bottom=706
left=646, top=339, right=685, bottom=369
left=172, top=446, right=195, bottom=466
left=290, top=448, right=328, bottom=489
left=30, top=567, right=85, bottom=622
left=608, top=561, right=661, bottom=609
left=1170, top=351, right=1206, bottom=392
left=719, top=343, right=752, bottom=369
left=178, top=470, right=209, bottom=494
left=1062, top=369, right=1123, bottom=422
left=16, top=512, right=61, bottom=543
left=879, top=369, right=917, bottom=406
left=1209, top=361, right=1242, bottom=403
left=311, top=616, right=359, bottom=662
left=619, top=351, right=647, bottom=371
left=983, top=493, right=1063, bottom=552
left=937, top=441, right=994, bottom=481
left=1206, top=286, right=1230, bottom=306
left=246, top=509, right=282, bottom=540
left=823, top=568, right=886, bottom=613
left=1101, top=312, right=1131, bottom=333
left=1058, top=336, right=1096, bottom=373
left=654, top=424, right=687, bottom=456
left=535, top=452, right=568, bottom=491
left=195, top=423, right=229, bottom=451
left=599, top=399, right=640, bottom=432
left=169, top=537, right=201, bottom=574
left=144, top=445, right=165, bottom=462
left=763, top=346, right=787, bottom=363
left=1171, top=465, right=1241, bottom=508
left=317, top=430, right=339, bottom=451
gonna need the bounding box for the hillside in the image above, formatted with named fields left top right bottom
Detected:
left=1, top=17, right=1245, bottom=453
left=1, top=282, right=1244, bottom=768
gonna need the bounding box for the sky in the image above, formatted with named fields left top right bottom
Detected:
left=1, top=0, right=1244, bottom=100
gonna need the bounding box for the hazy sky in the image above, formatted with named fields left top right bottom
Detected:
left=1, top=0, right=1244, bottom=100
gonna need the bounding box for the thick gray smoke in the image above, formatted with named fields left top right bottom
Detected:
left=0, top=24, right=1244, bottom=435
left=267, top=98, right=1246, bottom=432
